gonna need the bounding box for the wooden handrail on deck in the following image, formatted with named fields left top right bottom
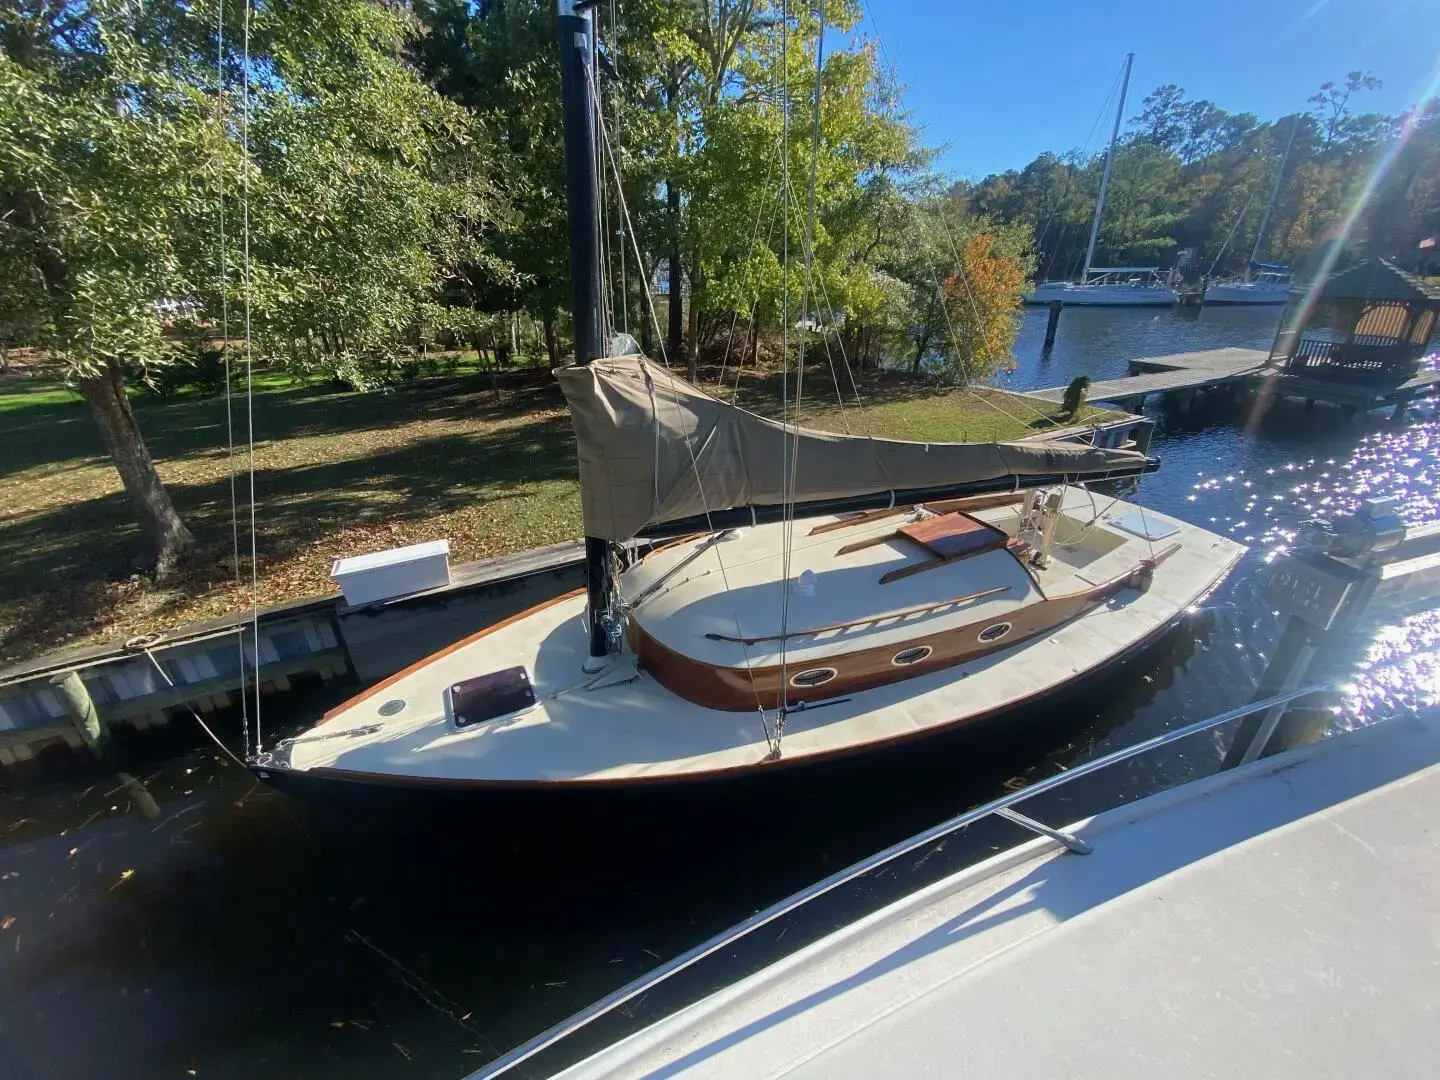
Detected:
left=703, top=585, right=1012, bottom=646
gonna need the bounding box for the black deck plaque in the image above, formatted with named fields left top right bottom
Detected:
left=448, top=667, right=536, bottom=729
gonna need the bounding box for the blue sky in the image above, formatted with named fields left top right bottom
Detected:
left=858, top=0, right=1440, bottom=179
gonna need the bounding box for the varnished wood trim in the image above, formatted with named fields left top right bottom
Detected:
left=638, top=532, right=706, bottom=562
left=703, top=585, right=1011, bottom=645
left=631, top=559, right=1159, bottom=712
left=807, top=492, right=1027, bottom=536
left=319, top=587, right=586, bottom=721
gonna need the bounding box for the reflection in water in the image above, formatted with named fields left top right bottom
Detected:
left=4, top=306, right=1440, bottom=1078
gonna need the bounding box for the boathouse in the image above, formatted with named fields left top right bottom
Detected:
left=1269, top=258, right=1440, bottom=383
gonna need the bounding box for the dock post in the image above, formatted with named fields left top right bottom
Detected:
left=49, top=670, right=108, bottom=758
left=1043, top=300, right=1062, bottom=349
left=1130, top=419, right=1155, bottom=455
left=1390, top=392, right=1414, bottom=423
left=1223, top=617, right=1320, bottom=768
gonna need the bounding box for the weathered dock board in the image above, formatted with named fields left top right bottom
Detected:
left=1027, top=347, right=1269, bottom=406
left=0, top=540, right=602, bottom=764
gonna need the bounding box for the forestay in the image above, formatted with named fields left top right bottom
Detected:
left=556, top=355, right=1148, bottom=541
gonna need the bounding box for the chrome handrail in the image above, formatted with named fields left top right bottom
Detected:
left=468, top=683, right=1331, bottom=1079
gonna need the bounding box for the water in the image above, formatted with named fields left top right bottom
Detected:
left=5, top=305, right=1440, bottom=1078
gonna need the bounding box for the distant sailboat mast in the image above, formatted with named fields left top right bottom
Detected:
left=1246, top=114, right=1300, bottom=273
left=1081, top=52, right=1134, bottom=285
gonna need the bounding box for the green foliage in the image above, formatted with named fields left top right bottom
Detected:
left=0, top=0, right=505, bottom=391
left=965, top=69, right=1425, bottom=282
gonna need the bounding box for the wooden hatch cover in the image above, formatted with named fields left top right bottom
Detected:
left=831, top=510, right=1013, bottom=585
left=898, top=513, right=1008, bottom=559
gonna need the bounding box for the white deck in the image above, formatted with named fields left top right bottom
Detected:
left=627, top=493, right=1138, bottom=670
left=276, top=490, right=1242, bottom=784
left=556, top=711, right=1440, bottom=1078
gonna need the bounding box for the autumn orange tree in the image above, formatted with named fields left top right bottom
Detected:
left=938, top=231, right=1028, bottom=383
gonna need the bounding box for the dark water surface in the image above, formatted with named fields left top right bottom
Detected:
left=5, top=305, right=1440, bottom=1078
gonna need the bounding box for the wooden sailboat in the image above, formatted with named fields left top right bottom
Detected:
left=250, top=4, right=1243, bottom=810
left=1024, top=54, right=1179, bottom=308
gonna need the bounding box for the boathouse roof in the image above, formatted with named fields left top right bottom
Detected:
left=1314, top=259, right=1440, bottom=303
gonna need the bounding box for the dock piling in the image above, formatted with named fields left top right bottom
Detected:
left=49, top=670, right=108, bottom=758
left=1043, top=301, right=1062, bottom=350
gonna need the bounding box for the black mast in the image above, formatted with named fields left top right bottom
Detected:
left=557, top=0, right=611, bottom=664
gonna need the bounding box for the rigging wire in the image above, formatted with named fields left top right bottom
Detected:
left=141, top=648, right=248, bottom=769
left=778, top=0, right=828, bottom=743
left=241, top=0, right=261, bottom=757
left=1207, top=194, right=1255, bottom=277
left=714, top=134, right=781, bottom=395
left=772, top=0, right=798, bottom=748
left=729, top=189, right=783, bottom=405
left=588, top=63, right=776, bottom=753
left=852, top=0, right=1060, bottom=435
left=593, top=20, right=614, bottom=341
left=215, top=0, right=249, bottom=764
left=610, top=0, right=628, bottom=334
left=1034, top=67, right=1122, bottom=279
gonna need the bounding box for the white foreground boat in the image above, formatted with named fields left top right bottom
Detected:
left=474, top=701, right=1440, bottom=1079
left=255, top=426, right=1242, bottom=804
left=251, top=15, right=1239, bottom=811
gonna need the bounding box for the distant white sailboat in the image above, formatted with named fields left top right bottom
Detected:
left=1025, top=54, right=1179, bottom=309
left=1204, top=263, right=1293, bottom=305
left=1205, top=117, right=1299, bottom=306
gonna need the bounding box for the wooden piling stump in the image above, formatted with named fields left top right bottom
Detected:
left=49, top=670, right=108, bottom=758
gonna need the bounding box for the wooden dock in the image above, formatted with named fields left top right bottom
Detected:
left=1027, top=347, right=1270, bottom=407
left=1029, top=345, right=1440, bottom=419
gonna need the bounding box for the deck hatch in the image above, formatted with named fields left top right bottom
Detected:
left=448, top=666, right=536, bottom=729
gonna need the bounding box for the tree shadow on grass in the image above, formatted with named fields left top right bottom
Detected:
left=0, top=371, right=565, bottom=479
left=0, top=408, right=580, bottom=660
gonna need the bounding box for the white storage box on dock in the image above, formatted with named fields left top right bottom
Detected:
left=330, top=540, right=451, bottom=607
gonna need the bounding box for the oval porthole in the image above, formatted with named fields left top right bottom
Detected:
left=790, top=667, right=838, bottom=688
left=378, top=698, right=407, bottom=717
left=891, top=645, right=933, bottom=666
left=978, top=622, right=1013, bottom=643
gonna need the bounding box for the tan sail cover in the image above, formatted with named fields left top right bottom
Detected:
left=556, top=355, right=1148, bottom=541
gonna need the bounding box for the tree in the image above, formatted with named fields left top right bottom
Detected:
left=1, top=0, right=499, bottom=573
left=1, top=0, right=216, bottom=572
left=937, top=231, right=1028, bottom=383
left=1310, top=71, right=1382, bottom=147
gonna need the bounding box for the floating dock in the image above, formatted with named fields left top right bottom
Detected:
left=1027, top=347, right=1268, bottom=409
left=1029, top=345, right=1440, bottom=419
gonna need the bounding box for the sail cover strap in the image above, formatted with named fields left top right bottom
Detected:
left=556, top=355, right=1148, bottom=542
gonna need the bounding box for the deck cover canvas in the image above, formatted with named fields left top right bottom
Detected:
left=556, top=355, right=1147, bottom=540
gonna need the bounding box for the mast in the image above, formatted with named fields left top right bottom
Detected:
left=1082, top=52, right=1133, bottom=284
left=557, top=0, right=612, bottom=665
left=1247, top=114, right=1299, bottom=272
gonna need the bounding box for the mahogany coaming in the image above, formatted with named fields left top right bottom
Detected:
left=628, top=561, right=1158, bottom=712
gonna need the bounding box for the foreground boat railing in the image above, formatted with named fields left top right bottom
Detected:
left=468, top=683, right=1331, bottom=1079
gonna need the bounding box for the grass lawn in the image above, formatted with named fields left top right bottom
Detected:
left=0, top=362, right=1119, bottom=667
